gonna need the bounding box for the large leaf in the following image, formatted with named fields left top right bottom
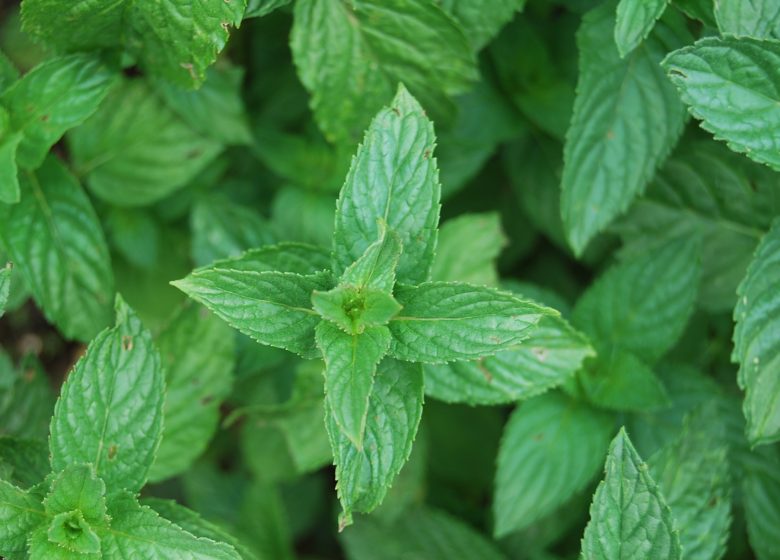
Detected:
left=389, top=282, right=549, bottom=364
left=332, top=86, right=440, bottom=285
left=714, top=0, right=780, bottom=39
left=614, top=0, right=668, bottom=57
left=291, top=0, right=477, bottom=144
left=581, top=428, right=681, bottom=560
left=561, top=3, right=688, bottom=254
left=663, top=36, right=780, bottom=171
left=149, top=305, right=236, bottom=482
left=68, top=79, right=221, bottom=207
left=733, top=219, right=780, bottom=446
left=572, top=236, right=699, bottom=364
left=0, top=156, right=114, bottom=341
left=494, top=392, right=614, bottom=537
left=49, top=298, right=164, bottom=495
left=327, top=359, right=423, bottom=527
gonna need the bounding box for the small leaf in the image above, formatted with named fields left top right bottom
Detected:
left=581, top=428, right=681, bottom=560
left=340, top=225, right=402, bottom=293
left=494, top=393, right=614, bottom=537
left=44, top=465, right=107, bottom=524
left=663, top=36, right=780, bottom=171
left=332, top=86, right=441, bottom=285
left=614, top=0, right=669, bottom=57
left=49, top=298, right=164, bottom=495
left=0, top=478, right=45, bottom=558
left=316, top=322, right=391, bottom=448
left=389, top=282, right=549, bottom=364
left=312, top=286, right=401, bottom=334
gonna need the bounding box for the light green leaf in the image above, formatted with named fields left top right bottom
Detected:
left=341, top=225, right=402, bottom=293
left=439, top=0, right=526, bottom=49
left=49, top=298, right=164, bottom=495
left=68, top=78, right=222, bottom=207
left=44, top=465, right=107, bottom=524
left=191, top=194, right=276, bottom=268
left=98, top=492, right=242, bottom=559
left=149, top=305, right=235, bottom=482
left=204, top=242, right=331, bottom=275
left=0, top=478, right=45, bottom=558
left=663, top=36, right=780, bottom=171
left=0, top=156, right=115, bottom=342
left=572, top=236, right=700, bottom=364
left=614, top=0, right=669, bottom=57
left=424, top=315, right=593, bottom=405
left=328, top=359, right=423, bottom=527
left=155, top=65, right=252, bottom=144
left=0, top=437, right=49, bottom=489
left=577, top=348, right=670, bottom=412
left=649, top=406, right=731, bottom=560
left=494, top=393, right=614, bottom=537
left=342, top=506, right=506, bottom=560
left=561, top=4, right=689, bottom=254
left=173, top=268, right=332, bottom=358
left=581, top=428, right=681, bottom=560
left=291, top=0, right=477, bottom=144
left=430, top=213, right=506, bottom=287
left=312, top=286, right=401, bottom=334
left=389, top=282, right=549, bottom=364
left=0, top=262, right=11, bottom=317
left=714, top=0, right=780, bottom=39
left=1, top=53, right=116, bottom=169
left=332, top=86, right=440, bottom=285
left=733, top=219, right=780, bottom=446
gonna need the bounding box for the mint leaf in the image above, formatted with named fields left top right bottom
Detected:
left=1, top=53, right=116, bottom=169
left=572, top=236, right=700, bottom=364
left=0, top=479, right=45, bottom=557
left=561, top=4, right=689, bottom=254
left=316, top=322, right=391, bottom=448
left=332, top=86, right=440, bottom=285
left=0, top=156, right=115, bottom=342
left=173, top=268, right=332, bottom=358
left=581, top=428, right=681, bottom=560
left=733, top=219, right=780, bottom=446
left=44, top=465, right=107, bottom=523
left=291, top=0, right=477, bottom=143
left=0, top=262, right=10, bottom=317
left=328, top=358, right=423, bottom=527
left=388, top=282, right=549, bottom=363
left=49, top=298, right=164, bottom=495
left=312, top=286, right=401, bottom=334
left=340, top=225, right=403, bottom=293
left=663, top=36, right=780, bottom=171
left=0, top=437, right=49, bottom=489
left=439, top=0, right=526, bottom=49
left=494, top=393, right=614, bottom=537
left=149, top=305, right=236, bottom=482
left=614, top=0, right=669, bottom=57
left=98, top=492, right=242, bottom=559
left=715, top=0, right=780, bottom=39
left=205, top=242, right=331, bottom=275
left=68, top=79, right=222, bottom=207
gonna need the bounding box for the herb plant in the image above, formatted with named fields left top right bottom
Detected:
left=0, top=0, right=779, bottom=559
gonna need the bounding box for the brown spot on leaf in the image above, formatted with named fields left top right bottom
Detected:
left=122, top=336, right=133, bottom=351
left=108, top=445, right=118, bottom=460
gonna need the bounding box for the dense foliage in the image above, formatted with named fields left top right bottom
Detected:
left=0, top=0, right=779, bottom=558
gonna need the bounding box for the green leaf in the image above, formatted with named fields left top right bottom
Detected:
left=342, top=506, right=507, bottom=560
left=312, top=286, right=401, bottom=334
left=577, top=348, right=670, bottom=412
left=97, top=492, right=242, bottom=559
left=20, top=0, right=125, bottom=50
left=663, top=36, right=780, bottom=172
left=561, top=3, right=689, bottom=254
left=742, top=446, right=780, bottom=560
left=0, top=262, right=11, bottom=317
left=648, top=406, right=732, bottom=560
left=494, top=393, right=614, bottom=537
left=49, top=298, right=164, bottom=495
left=430, top=213, right=506, bottom=286
left=614, top=0, right=669, bottom=57
left=68, top=78, right=222, bottom=207
left=0, top=353, right=54, bottom=439
left=155, top=65, right=252, bottom=144
left=572, top=236, right=700, bottom=364
left=173, top=268, right=332, bottom=358
left=328, top=359, right=423, bottom=527
left=245, top=0, right=291, bottom=18
left=340, top=225, right=402, bottom=293
left=439, top=0, right=526, bottom=49
left=0, top=478, right=45, bottom=558
left=149, top=305, right=236, bottom=482
left=0, top=156, right=115, bottom=342
left=581, top=428, right=681, bottom=560
left=291, top=0, right=477, bottom=144
left=0, top=437, right=49, bottom=489
left=424, top=315, right=594, bottom=405
left=316, top=322, right=391, bottom=448
left=1, top=53, right=117, bottom=169
left=388, top=282, right=549, bottom=364
left=0, top=109, right=21, bottom=204
left=715, top=0, right=780, bottom=39
left=44, top=465, right=107, bottom=523
left=203, top=242, right=331, bottom=275
left=332, top=86, right=441, bottom=285
left=46, top=510, right=102, bottom=555
left=733, top=219, right=780, bottom=446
